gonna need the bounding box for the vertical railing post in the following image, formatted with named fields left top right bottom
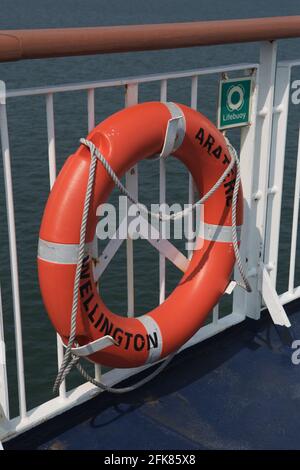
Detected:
left=0, top=81, right=27, bottom=419
left=188, top=76, right=198, bottom=260
left=87, top=88, right=101, bottom=381
left=125, top=84, right=139, bottom=317
left=159, top=79, right=167, bottom=303
left=45, top=92, right=67, bottom=399
left=264, top=64, right=291, bottom=288
left=232, top=68, right=258, bottom=318
left=45, top=93, right=57, bottom=187
left=243, top=42, right=278, bottom=320
left=87, top=88, right=95, bottom=134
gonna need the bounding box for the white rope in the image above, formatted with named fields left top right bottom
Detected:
left=225, top=137, right=252, bottom=293
left=53, top=133, right=251, bottom=394
left=79, top=138, right=236, bottom=221
left=53, top=144, right=99, bottom=392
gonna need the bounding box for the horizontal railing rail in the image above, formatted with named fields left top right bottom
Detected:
left=5, top=63, right=258, bottom=98
left=0, top=16, right=300, bottom=62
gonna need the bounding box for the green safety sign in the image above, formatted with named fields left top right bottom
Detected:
left=217, top=77, right=253, bottom=130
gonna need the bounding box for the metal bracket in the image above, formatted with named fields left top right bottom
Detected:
left=225, top=281, right=237, bottom=295
left=160, top=116, right=183, bottom=159
left=160, top=102, right=185, bottom=159
left=59, top=335, right=118, bottom=357
left=259, top=263, right=291, bottom=327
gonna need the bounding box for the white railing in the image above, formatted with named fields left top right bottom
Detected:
left=0, top=40, right=299, bottom=442
left=266, top=59, right=300, bottom=305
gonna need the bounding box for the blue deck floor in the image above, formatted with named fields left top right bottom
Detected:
left=5, top=300, right=300, bottom=450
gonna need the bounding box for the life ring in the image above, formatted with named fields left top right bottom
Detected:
left=38, top=101, right=243, bottom=368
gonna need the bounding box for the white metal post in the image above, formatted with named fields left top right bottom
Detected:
left=45, top=93, right=67, bottom=398
left=232, top=69, right=258, bottom=318
left=212, top=305, right=219, bottom=325
left=46, top=93, right=57, bottom=188
left=264, top=64, right=291, bottom=288
left=159, top=79, right=167, bottom=303
left=188, top=76, right=197, bottom=260
left=0, top=81, right=27, bottom=419
left=87, top=88, right=95, bottom=133
left=86, top=88, right=101, bottom=381
left=125, top=84, right=139, bottom=317
left=245, top=42, right=278, bottom=320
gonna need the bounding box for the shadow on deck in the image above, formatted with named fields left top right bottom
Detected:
left=5, top=300, right=300, bottom=450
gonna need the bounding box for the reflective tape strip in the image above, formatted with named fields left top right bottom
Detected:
left=38, top=238, right=93, bottom=264
left=160, top=102, right=186, bottom=157
left=201, top=223, right=242, bottom=243
left=138, top=315, right=163, bottom=364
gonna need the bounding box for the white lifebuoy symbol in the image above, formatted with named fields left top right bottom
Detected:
left=226, top=85, right=244, bottom=112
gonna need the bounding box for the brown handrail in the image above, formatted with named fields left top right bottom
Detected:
left=0, top=16, right=300, bottom=62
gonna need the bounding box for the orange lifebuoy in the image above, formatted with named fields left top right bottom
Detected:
left=38, top=102, right=243, bottom=368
